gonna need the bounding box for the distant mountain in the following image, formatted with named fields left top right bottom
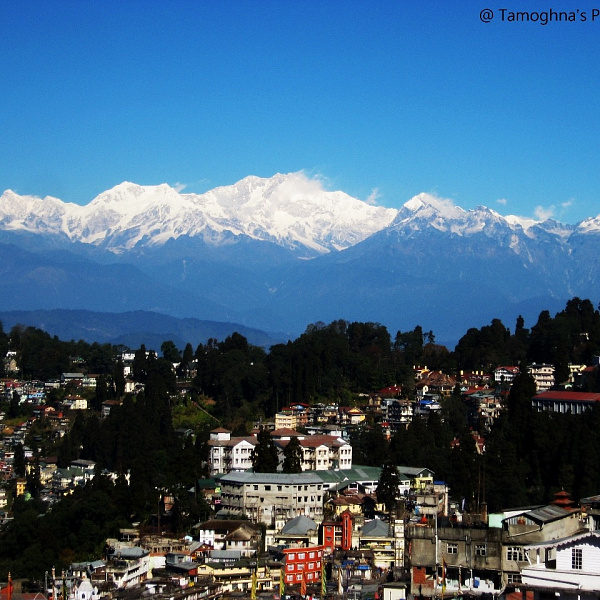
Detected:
left=1, top=176, right=599, bottom=347
left=0, top=309, right=285, bottom=351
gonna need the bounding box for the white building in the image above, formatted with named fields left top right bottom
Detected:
left=494, top=366, right=520, bottom=386
left=528, top=363, right=555, bottom=392
left=521, top=531, right=600, bottom=598
left=207, top=428, right=352, bottom=475
left=207, top=428, right=257, bottom=476
left=273, top=431, right=353, bottom=471
left=104, top=546, right=151, bottom=588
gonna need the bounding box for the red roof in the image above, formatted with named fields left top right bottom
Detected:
left=270, top=428, right=303, bottom=438
left=496, top=366, right=520, bottom=373
left=534, top=391, right=600, bottom=402
left=377, top=385, right=402, bottom=396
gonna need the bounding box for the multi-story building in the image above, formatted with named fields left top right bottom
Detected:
left=494, top=366, right=520, bottom=386
left=498, top=504, right=584, bottom=586
left=531, top=390, right=600, bottom=415
left=358, top=518, right=405, bottom=570
left=321, top=510, right=354, bottom=554
left=104, top=546, right=151, bottom=588
left=274, top=411, right=297, bottom=430
left=195, top=519, right=262, bottom=557
left=207, top=428, right=257, bottom=476
left=283, top=545, right=325, bottom=593
left=405, top=503, right=585, bottom=598
left=207, top=427, right=353, bottom=475
left=218, top=471, right=325, bottom=526
left=528, top=363, right=555, bottom=392
left=274, top=433, right=353, bottom=471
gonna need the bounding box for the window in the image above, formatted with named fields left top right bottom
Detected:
left=298, top=552, right=306, bottom=559
left=506, top=573, right=521, bottom=584
left=289, top=553, right=295, bottom=560
left=507, top=547, right=526, bottom=562
left=265, top=485, right=271, bottom=491
left=572, top=548, right=582, bottom=570
left=447, top=543, right=458, bottom=554
left=475, top=544, right=486, bottom=557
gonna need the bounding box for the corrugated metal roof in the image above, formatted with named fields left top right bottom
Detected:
left=221, top=471, right=323, bottom=484
left=280, top=515, right=318, bottom=535
left=361, top=519, right=391, bottom=537
left=525, top=504, right=570, bottom=523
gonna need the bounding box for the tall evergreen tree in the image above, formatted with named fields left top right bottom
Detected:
left=13, top=443, right=26, bottom=478
left=252, top=428, right=279, bottom=473
left=282, top=436, right=303, bottom=473
left=376, top=461, right=400, bottom=514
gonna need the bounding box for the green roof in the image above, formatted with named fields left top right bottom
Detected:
left=312, top=465, right=382, bottom=485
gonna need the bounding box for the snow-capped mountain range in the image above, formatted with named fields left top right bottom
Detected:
left=0, top=172, right=599, bottom=346
left=0, top=173, right=397, bottom=256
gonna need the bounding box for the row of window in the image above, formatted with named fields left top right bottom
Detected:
left=285, top=572, right=319, bottom=583
left=287, top=550, right=321, bottom=560
left=444, top=546, right=583, bottom=570
left=286, top=561, right=321, bottom=572
left=446, top=543, right=486, bottom=556
left=252, top=484, right=322, bottom=491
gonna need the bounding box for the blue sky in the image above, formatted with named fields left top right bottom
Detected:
left=1, top=1, right=599, bottom=223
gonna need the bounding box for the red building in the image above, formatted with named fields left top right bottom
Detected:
left=321, top=510, right=353, bottom=553
left=283, top=545, right=324, bottom=589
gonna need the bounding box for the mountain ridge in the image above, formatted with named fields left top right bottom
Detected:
left=1, top=173, right=599, bottom=346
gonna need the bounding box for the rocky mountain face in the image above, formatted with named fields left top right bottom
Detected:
left=1, top=175, right=599, bottom=346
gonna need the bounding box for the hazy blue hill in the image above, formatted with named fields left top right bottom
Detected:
left=0, top=308, right=287, bottom=351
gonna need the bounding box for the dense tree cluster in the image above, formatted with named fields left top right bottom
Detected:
left=455, top=298, right=600, bottom=377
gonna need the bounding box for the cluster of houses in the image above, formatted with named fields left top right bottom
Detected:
left=6, top=456, right=600, bottom=600
left=3, top=351, right=600, bottom=600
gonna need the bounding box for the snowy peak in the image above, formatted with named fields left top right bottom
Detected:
left=390, top=192, right=578, bottom=242
left=0, top=173, right=398, bottom=255
left=576, top=214, right=600, bottom=234
left=196, top=172, right=398, bottom=252
left=401, top=192, right=467, bottom=220
left=394, top=193, right=509, bottom=236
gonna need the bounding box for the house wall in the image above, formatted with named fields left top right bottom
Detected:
left=556, top=540, right=600, bottom=572
left=283, top=546, right=324, bottom=587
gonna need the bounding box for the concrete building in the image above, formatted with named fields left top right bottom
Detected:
left=207, top=428, right=257, bottom=476
left=405, top=504, right=584, bottom=598
left=532, top=390, right=600, bottom=414
left=528, top=363, right=555, bottom=392
left=218, top=471, right=325, bottom=526
left=207, top=427, right=352, bottom=475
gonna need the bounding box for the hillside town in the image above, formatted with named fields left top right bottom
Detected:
left=2, top=322, right=600, bottom=600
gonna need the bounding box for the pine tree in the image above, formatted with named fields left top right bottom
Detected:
left=282, top=436, right=303, bottom=473
left=376, top=460, right=400, bottom=514
left=252, top=428, right=279, bottom=473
